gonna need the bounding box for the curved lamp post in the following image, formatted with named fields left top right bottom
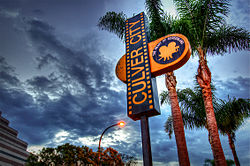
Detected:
left=98, top=121, right=125, bottom=162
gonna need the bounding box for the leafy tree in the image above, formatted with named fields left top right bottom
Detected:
left=39, top=147, right=61, bottom=165
left=204, top=158, right=235, bottom=166
left=26, top=143, right=136, bottom=166
left=98, top=1, right=190, bottom=165
left=79, top=146, right=97, bottom=165
left=57, top=143, right=79, bottom=165
left=26, top=147, right=61, bottom=166
left=120, top=153, right=138, bottom=166
left=161, top=84, right=250, bottom=166
left=100, top=147, right=123, bottom=165
left=26, top=153, right=42, bottom=166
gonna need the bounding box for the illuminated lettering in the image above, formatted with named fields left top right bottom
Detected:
left=131, top=55, right=144, bottom=67
left=130, top=27, right=141, bottom=37
left=131, top=47, right=143, bottom=58
left=132, top=71, right=145, bottom=83
left=129, top=20, right=142, bottom=45
left=129, top=20, right=140, bottom=30
left=132, top=81, right=146, bottom=94
left=130, top=35, right=141, bottom=45
left=132, top=66, right=144, bottom=77
left=132, top=92, right=147, bottom=104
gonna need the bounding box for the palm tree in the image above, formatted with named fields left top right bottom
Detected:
left=164, top=72, right=190, bottom=165
left=98, top=1, right=190, bottom=165
left=161, top=86, right=250, bottom=166
left=146, top=1, right=190, bottom=164
left=216, top=97, right=250, bottom=166
left=170, top=0, right=249, bottom=164
left=161, top=83, right=217, bottom=142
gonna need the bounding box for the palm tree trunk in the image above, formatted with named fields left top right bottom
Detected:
left=196, top=47, right=227, bottom=166
left=227, top=133, right=240, bottom=166
left=165, top=72, right=190, bottom=166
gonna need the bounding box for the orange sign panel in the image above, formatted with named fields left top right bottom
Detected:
left=115, top=34, right=191, bottom=82
left=115, top=55, right=126, bottom=83
left=148, top=33, right=191, bottom=77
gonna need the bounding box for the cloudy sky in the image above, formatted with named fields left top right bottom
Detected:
left=0, top=0, right=249, bottom=165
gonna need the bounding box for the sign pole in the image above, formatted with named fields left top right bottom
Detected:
left=140, top=115, right=152, bottom=166
left=116, top=12, right=191, bottom=166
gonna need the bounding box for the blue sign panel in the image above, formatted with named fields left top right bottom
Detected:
left=125, top=12, right=160, bottom=121
left=153, top=36, right=185, bottom=64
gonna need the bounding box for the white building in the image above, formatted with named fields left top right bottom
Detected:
left=0, top=111, right=29, bottom=166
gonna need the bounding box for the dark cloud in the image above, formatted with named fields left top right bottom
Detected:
left=230, top=0, right=249, bottom=30
left=0, top=56, right=14, bottom=72
left=0, top=56, right=20, bottom=87
left=27, top=76, right=54, bottom=91
left=0, top=18, right=127, bottom=146
left=215, top=76, right=250, bottom=99
left=0, top=0, right=21, bottom=10
left=0, top=71, right=20, bottom=86
left=152, top=138, right=177, bottom=163
left=26, top=18, right=118, bottom=106
left=235, top=0, right=249, bottom=15
left=36, top=54, right=58, bottom=69
left=32, top=9, right=44, bottom=15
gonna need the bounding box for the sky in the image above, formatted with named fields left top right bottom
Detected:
left=0, top=0, right=249, bottom=165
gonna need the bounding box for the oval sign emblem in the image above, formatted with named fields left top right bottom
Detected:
left=153, top=36, right=185, bottom=64
left=148, top=34, right=191, bottom=77
left=115, top=34, right=191, bottom=82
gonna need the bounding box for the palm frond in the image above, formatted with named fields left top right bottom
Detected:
left=172, top=0, right=195, bottom=18
left=216, top=96, right=250, bottom=136
left=164, top=116, right=173, bottom=139
left=173, top=0, right=232, bottom=50
left=175, top=82, right=218, bottom=129
left=145, top=0, right=165, bottom=40
left=178, top=88, right=207, bottom=126
left=162, top=16, right=198, bottom=56
left=206, top=25, right=250, bottom=55
left=173, top=0, right=201, bottom=44
left=160, top=90, right=170, bottom=105
left=181, top=110, right=206, bottom=129
left=161, top=13, right=188, bottom=34
left=97, top=11, right=127, bottom=40
left=201, top=0, right=230, bottom=32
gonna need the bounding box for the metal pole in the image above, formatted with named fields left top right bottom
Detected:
left=98, top=124, right=118, bottom=150
left=140, top=115, right=152, bottom=166
left=98, top=124, right=118, bottom=164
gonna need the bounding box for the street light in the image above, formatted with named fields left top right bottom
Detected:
left=98, top=121, right=126, bottom=162
left=98, top=121, right=125, bottom=150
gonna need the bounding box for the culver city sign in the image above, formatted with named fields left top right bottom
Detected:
left=116, top=12, right=191, bottom=120
left=115, top=12, right=191, bottom=165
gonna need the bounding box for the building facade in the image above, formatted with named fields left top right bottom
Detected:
left=0, top=111, right=29, bottom=166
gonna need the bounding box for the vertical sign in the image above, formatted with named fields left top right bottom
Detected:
left=125, top=12, right=160, bottom=121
